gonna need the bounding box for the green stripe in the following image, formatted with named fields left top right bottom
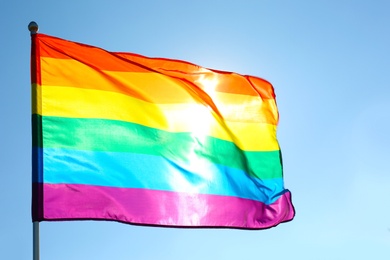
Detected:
left=32, top=114, right=43, bottom=148
left=33, top=115, right=282, bottom=179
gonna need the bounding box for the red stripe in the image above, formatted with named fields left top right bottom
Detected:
left=34, top=183, right=294, bottom=229
left=31, top=34, right=41, bottom=85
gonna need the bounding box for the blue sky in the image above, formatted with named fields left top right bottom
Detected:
left=1, top=0, right=390, bottom=259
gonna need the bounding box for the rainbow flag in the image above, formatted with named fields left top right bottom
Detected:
left=31, top=33, right=294, bottom=229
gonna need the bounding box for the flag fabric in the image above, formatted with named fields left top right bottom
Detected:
left=31, top=33, right=294, bottom=229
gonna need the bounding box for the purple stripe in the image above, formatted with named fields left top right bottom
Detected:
left=34, top=184, right=294, bottom=229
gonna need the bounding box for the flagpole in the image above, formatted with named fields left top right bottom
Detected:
left=29, top=21, right=40, bottom=260
left=33, top=222, right=40, bottom=260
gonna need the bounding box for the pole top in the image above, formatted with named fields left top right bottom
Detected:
left=28, top=21, right=39, bottom=35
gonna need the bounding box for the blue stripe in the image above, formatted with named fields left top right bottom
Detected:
left=35, top=147, right=286, bottom=204
left=32, top=146, right=43, bottom=183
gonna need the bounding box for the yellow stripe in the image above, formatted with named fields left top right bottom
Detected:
left=36, top=85, right=277, bottom=124
left=210, top=91, right=278, bottom=124
left=36, top=85, right=279, bottom=151
left=31, top=84, right=41, bottom=114
left=34, top=82, right=278, bottom=124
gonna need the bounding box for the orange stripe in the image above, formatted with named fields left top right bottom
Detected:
left=117, top=53, right=275, bottom=99
left=41, top=57, right=276, bottom=107
left=40, top=57, right=204, bottom=104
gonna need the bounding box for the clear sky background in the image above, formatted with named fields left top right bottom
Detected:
left=1, top=0, right=390, bottom=259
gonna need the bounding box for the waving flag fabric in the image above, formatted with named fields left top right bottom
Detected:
left=31, top=33, right=294, bottom=229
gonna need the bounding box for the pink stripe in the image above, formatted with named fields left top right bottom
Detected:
left=35, top=184, right=294, bottom=229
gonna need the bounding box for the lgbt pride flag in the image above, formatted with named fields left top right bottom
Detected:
left=31, top=33, right=294, bottom=229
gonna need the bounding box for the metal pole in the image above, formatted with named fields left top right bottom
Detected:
left=33, top=222, right=40, bottom=260
left=29, top=21, right=40, bottom=260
